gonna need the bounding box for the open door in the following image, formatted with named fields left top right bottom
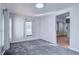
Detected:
left=56, top=12, right=70, bottom=48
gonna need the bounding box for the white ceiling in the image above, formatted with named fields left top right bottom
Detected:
left=6, top=3, right=79, bottom=16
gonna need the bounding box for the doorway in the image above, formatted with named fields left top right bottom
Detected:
left=56, top=12, right=70, bottom=48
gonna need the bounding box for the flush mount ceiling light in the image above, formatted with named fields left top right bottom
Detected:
left=35, top=3, right=44, bottom=8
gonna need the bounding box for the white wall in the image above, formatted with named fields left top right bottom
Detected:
left=69, top=6, right=79, bottom=52
left=12, top=15, right=40, bottom=43
left=32, top=17, right=41, bottom=39
left=12, top=13, right=60, bottom=44
left=33, top=14, right=56, bottom=44
left=12, top=15, right=25, bottom=42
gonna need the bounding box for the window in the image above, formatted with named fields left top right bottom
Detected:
left=25, top=21, right=32, bottom=37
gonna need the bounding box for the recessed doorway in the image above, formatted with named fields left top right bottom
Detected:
left=56, top=12, right=70, bottom=48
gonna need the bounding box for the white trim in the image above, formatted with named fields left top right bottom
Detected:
left=33, top=7, right=73, bottom=17
left=11, top=38, right=41, bottom=43
left=68, top=47, right=79, bottom=53
left=2, top=49, right=6, bottom=55
left=9, top=6, right=74, bottom=17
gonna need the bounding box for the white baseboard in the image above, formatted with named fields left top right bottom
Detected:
left=2, top=49, right=6, bottom=55
left=0, top=47, right=6, bottom=55
left=68, top=47, right=79, bottom=53
left=11, top=38, right=41, bottom=43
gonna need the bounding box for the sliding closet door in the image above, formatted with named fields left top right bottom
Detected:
left=3, top=9, right=10, bottom=50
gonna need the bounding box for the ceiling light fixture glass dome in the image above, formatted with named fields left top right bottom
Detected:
left=35, top=3, right=44, bottom=8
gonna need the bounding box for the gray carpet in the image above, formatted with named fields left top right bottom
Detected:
left=4, top=39, right=79, bottom=55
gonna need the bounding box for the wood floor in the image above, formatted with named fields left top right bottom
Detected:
left=57, top=35, right=70, bottom=48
